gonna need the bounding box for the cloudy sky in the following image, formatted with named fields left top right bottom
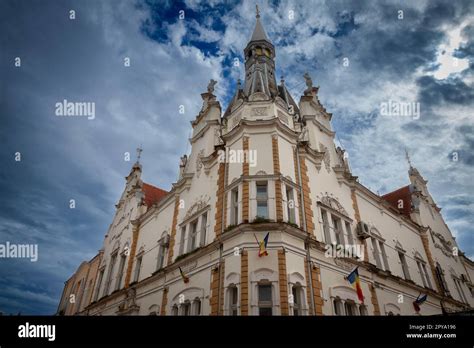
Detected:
left=0, top=0, right=472, bottom=314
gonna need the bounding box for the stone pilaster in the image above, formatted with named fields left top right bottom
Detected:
left=240, top=250, right=249, bottom=315
left=242, top=136, right=250, bottom=222
left=214, top=162, right=227, bottom=239
left=167, top=196, right=180, bottom=264
left=160, top=287, right=168, bottom=316
left=304, top=258, right=324, bottom=315
left=124, top=223, right=139, bottom=288
left=278, top=249, right=289, bottom=315
left=210, top=261, right=225, bottom=315
left=420, top=230, right=443, bottom=294
left=298, top=154, right=315, bottom=234
left=369, top=283, right=381, bottom=315
left=272, top=135, right=283, bottom=222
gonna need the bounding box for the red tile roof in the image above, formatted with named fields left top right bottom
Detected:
left=142, top=182, right=168, bottom=208
left=382, top=185, right=412, bottom=217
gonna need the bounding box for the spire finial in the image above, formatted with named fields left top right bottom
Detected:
left=256, top=4, right=260, bottom=18
left=405, top=149, right=412, bottom=168
left=136, top=146, right=143, bottom=164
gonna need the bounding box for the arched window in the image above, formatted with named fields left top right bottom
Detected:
left=333, top=298, right=343, bottom=316
left=192, top=298, right=201, bottom=315
left=228, top=284, right=238, bottom=316
left=156, top=233, right=169, bottom=271
left=291, top=283, right=304, bottom=316
left=435, top=263, right=450, bottom=296
left=180, top=301, right=191, bottom=316
left=258, top=281, right=273, bottom=316
left=172, top=304, right=178, bottom=316
left=344, top=301, right=357, bottom=316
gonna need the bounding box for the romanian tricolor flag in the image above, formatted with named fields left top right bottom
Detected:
left=254, top=232, right=269, bottom=257
left=179, top=267, right=189, bottom=284
left=346, top=267, right=364, bottom=303
left=413, top=293, right=427, bottom=312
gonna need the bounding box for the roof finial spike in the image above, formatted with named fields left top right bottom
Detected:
left=405, top=148, right=412, bottom=169
left=136, top=145, right=143, bottom=164
left=256, top=4, right=260, bottom=18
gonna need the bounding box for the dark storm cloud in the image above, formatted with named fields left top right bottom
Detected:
left=417, top=75, right=474, bottom=106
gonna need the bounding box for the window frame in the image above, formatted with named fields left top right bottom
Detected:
left=257, top=282, right=273, bottom=316
left=256, top=182, right=269, bottom=219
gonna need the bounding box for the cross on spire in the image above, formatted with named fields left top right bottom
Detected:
left=136, top=146, right=143, bottom=163
left=256, top=4, right=260, bottom=18
left=405, top=149, right=412, bottom=168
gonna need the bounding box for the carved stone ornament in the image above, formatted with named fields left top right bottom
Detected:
left=251, top=107, right=267, bottom=116
left=277, top=110, right=289, bottom=125
left=207, top=79, right=217, bottom=94
left=319, top=195, right=349, bottom=216
left=195, top=149, right=204, bottom=177
left=431, top=230, right=454, bottom=258
left=298, top=125, right=309, bottom=143
left=117, top=288, right=140, bottom=315
left=184, top=195, right=210, bottom=221
left=214, top=128, right=224, bottom=146
left=319, top=143, right=331, bottom=172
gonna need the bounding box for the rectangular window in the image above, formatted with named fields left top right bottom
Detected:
left=115, top=254, right=127, bottom=291
left=453, top=278, right=468, bottom=303
left=230, top=286, right=238, bottom=316
left=256, top=182, right=268, bottom=218
left=188, top=220, right=198, bottom=252
left=258, top=283, right=272, bottom=316
left=344, top=302, right=356, bottom=316
left=345, top=222, right=354, bottom=245
left=200, top=212, right=208, bottom=247
left=286, top=186, right=296, bottom=223
left=398, top=252, right=411, bottom=280
left=321, top=210, right=332, bottom=244
left=292, top=286, right=300, bottom=316
left=94, top=269, right=104, bottom=301
left=231, top=188, right=239, bottom=225
left=436, top=265, right=450, bottom=296
left=422, top=263, right=432, bottom=288
left=157, top=243, right=165, bottom=270
left=103, top=252, right=117, bottom=296
left=417, top=261, right=428, bottom=287
left=133, top=255, right=143, bottom=283
left=371, top=238, right=382, bottom=269
left=179, top=226, right=186, bottom=255
left=332, top=216, right=344, bottom=245
left=333, top=299, right=343, bottom=315
left=379, top=241, right=390, bottom=271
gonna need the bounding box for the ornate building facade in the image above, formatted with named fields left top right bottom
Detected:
left=58, top=11, right=473, bottom=316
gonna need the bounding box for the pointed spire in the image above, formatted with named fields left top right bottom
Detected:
left=250, top=5, right=270, bottom=43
